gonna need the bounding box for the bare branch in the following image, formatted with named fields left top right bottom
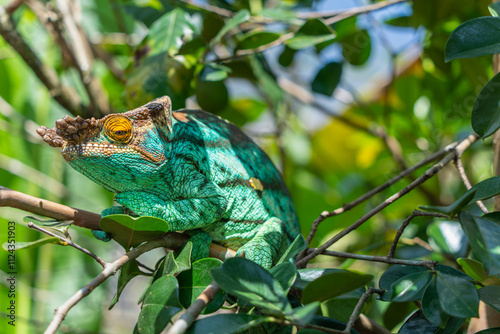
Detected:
left=166, top=282, right=221, bottom=334
left=387, top=210, right=449, bottom=258
left=324, top=0, right=409, bottom=25
left=177, top=0, right=233, bottom=18
left=27, top=222, right=107, bottom=268
left=304, top=248, right=437, bottom=269
left=342, top=287, right=383, bottom=334
left=44, top=238, right=173, bottom=334
left=454, top=155, right=489, bottom=214
left=0, top=5, right=87, bottom=116
left=0, top=186, right=101, bottom=230
left=295, top=134, right=479, bottom=267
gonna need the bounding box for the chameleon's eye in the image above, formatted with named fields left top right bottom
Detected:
left=104, top=115, right=133, bottom=143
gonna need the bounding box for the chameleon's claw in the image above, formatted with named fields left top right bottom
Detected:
left=91, top=230, right=113, bottom=242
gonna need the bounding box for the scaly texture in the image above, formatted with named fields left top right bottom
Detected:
left=37, top=96, right=301, bottom=269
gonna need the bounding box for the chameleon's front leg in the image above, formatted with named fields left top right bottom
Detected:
left=115, top=190, right=227, bottom=260
left=235, top=217, right=287, bottom=269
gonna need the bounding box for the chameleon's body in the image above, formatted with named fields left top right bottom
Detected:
left=37, top=96, right=300, bottom=268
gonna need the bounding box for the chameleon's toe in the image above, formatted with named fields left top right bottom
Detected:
left=101, top=206, right=125, bottom=217
left=91, top=229, right=113, bottom=242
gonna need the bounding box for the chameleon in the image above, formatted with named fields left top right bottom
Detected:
left=37, top=96, right=301, bottom=269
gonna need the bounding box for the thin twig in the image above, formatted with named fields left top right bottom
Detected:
left=342, top=287, right=383, bottom=334
left=166, top=281, right=221, bottom=334
left=454, top=155, right=489, bottom=214
left=295, top=134, right=479, bottom=267
left=178, top=0, right=233, bottom=18
left=0, top=5, right=87, bottom=116
left=324, top=0, right=409, bottom=25
left=304, top=248, right=437, bottom=269
left=27, top=222, right=107, bottom=268
left=386, top=210, right=448, bottom=258
left=44, top=238, right=175, bottom=334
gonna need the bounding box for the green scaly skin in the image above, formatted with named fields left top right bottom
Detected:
left=37, top=96, right=301, bottom=269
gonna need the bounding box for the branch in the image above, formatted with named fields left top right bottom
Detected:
left=44, top=238, right=174, bottom=334
left=295, top=134, right=479, bottom=267
left=324, top=0, right=409, bottom=25
left=27, top=222, right=107, bottom=268
left=166, top=281, right=221, bottom=334
left=304, top=248, right=437, bottom=269
left=177, top=0, right=233, bottom=18
left=0, top=5, right=88, bottom=117
left=0, top=186, right=101, bottom=229
left=454, top=155, right=489, bottom=214
left=342, top=288, right=383, bottom=334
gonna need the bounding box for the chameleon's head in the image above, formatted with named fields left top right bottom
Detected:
left=37, top=96, right=174, bottom=192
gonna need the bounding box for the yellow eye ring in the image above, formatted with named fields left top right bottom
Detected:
left=104, top=115, right=133, bottom=143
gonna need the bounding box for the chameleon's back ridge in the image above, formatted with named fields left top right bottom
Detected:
left=37, top=96, right=301, bottom=269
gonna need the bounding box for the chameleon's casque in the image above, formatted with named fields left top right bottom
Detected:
left=37, top=96, right=301, bottom=268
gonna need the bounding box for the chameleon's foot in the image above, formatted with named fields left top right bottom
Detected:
left=235, top=217, right=285, bottom=269
left=91, top=229, right=113, bottom=242
left=101, top=206, right=125, bottom=216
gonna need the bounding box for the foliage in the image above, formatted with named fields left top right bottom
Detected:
left=1, top=0, right=500, bottom=333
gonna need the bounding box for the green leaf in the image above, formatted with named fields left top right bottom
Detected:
left=457, top=258, right=488, bottom=281
left=259, top=8, right=300, bottom=24
left=321, top=298, right=359, bottom=324
left=237, top=31, right=281, bottom=50
left=186, top=314, right=268, bottom=334
left=445, top=17, right=500, bottom=62
left=489, top=2, right=500, bottom=17
left=210, top=10, right=250, bottom=48
left=435, top=264, right=474, bottom=281
left=177, top=258, right=225, bottom=314
left=137, top=276, right=182, bottom=334
left=270, top=262, right=297, bottom=294
left=436, top=272, right=479, bottom=318
left=398, top=310, right=439, bottom=334
left=459, top=212, right=500, bottom=275
left=109, top=260, right=143, bottom=310
left=173, top=241, right=193, bottom=273
left=309, top=315, right=360, bottom=333
left=427, top=221, right=467, bottom=258
left=389, top=271, right=433, bottom=302
left=285, top=19, right=336, bottom=50
left=210, top=257, right=291, bottom=313
left=146, top=8, right=197, bottom=57
left=196, top=80, right=228, bottom=112
left=479, top=286, right=500, bottom=312
left=2, top=238, right=62, bottom=251
left=99, top=214, right=170, bottom=248
left=295, top=268, right=347, bottom=290
left=418, top=189, right=476, bottom=217
left=311, top=62, right=343, bottom=96
left=379, top=265, right=428, bottom=301
left=422, top=277, right=450, bottom=328
left=199, top=64, right=232, bottom=82
left=383, top=302, right=416, bottom=331
left=276, top=234, right=308, bottom=265
left=302, top=270, right=373, bottom=304
left=341, top=29, right=371, bottom=66
left=287, top=302, right=320, bottom=327
left=23, top=216, right=72, bottom=227
left=472, top=73, right=500, bottom=138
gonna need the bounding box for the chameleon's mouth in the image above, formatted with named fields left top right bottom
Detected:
left=60, top=142, right=138, bottom=161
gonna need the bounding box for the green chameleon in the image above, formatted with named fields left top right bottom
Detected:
left=37, top=96, right=301, bottom=269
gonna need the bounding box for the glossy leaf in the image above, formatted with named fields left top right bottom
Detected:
left=237, top=32, right=281, bottom=50
left=269, top=262, right=297, bottom=294
left=459, top=212, right=500, bottom=275
left=199, top=64, right=232, bottom=82
left=186, top=314, right=268, bottom=334
left=472, top=73, right=500, bottom=138
left=398, top=310, right=439, bottom=334
left=276, top=234, right=308, bottom=264
left=99, top=214, right=170, bottom=248
left=137, top=276, right=182, bottom=334
left=146, top=8, right=197, bottom=57
left=302, top=270, right=373, bottom=304
left=474, top=329, right=500, bottom=334
left=321, top=298, right=359, bottom=324
left=422, top=277, right=449, bottom=328
left=435, top=264, right=474, bottom=281
left=341, top=29, right=371, bottom=66
left=285, top=19, right=336, bottom=50
left=418, top=189, right=476, bottom=217
left=210, top=10, right=250, bottom=48
left=490, top=2, right=500, bottom=17
left=210, top=257, right=291, bottom=313
left=311, top=62, right=343, bottom=96
left=436, top=272, right=479, bottom=318
left=287, top=302, right=320, bottom=327
left=479, top=286, right=500, bottom=312
left=295, top=268, right=347, bottom=290
left=427, top=220, right=467, bottom=258
left=309, top=315, right=360, bottom=333
left=445, top=17, right=500, bottom=62
left=177, top=258, right=225, bottom=314
left=2, top=237, right=62, bottom=251
left=457, top=258, right=488, bottom=281
left=379, top=265, right=429, bottom=301
left=389, top=271, right=433, bottom=302
left=109, top=260, right=143, bottom=310
left=383, top=302, right=416, bottom=331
